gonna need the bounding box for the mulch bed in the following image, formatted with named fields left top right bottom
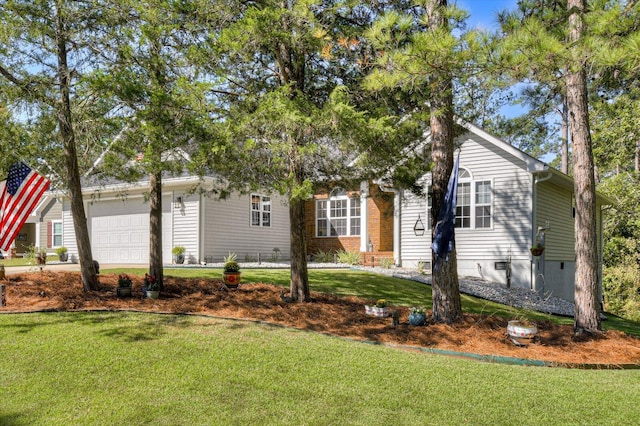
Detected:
left=2, top=271, right=640, bottom=367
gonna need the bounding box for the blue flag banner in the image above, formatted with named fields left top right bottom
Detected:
left=431, top=153, right=460, bottom=262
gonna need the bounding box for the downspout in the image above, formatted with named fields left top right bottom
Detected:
left=531, top=170, right=552, bottom=291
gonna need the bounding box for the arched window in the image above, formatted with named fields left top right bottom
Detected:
left=316, top=188, right=361, bottom=237
left=426, top=168, right=492, bottom=230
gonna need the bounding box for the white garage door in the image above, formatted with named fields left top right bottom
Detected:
left=90, top=197, right=172, bottom=264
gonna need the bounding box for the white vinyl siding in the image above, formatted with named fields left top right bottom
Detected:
left=171, top=192, right=200, bottom=264
left=203, top=192, right=290, bottom=262
left=536, top=181, right=575, bottom=261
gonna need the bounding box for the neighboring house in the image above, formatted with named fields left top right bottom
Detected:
left=39, top=175, right=291, bottom=265
left=305, top=122, right=610, bottom=303
left=0, top=195, right=64, bottom=258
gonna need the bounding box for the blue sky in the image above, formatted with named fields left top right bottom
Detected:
left=457, top=0, right=519, bottom=30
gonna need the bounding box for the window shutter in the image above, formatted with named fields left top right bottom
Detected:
left=47, top=222, right=52, bottom=248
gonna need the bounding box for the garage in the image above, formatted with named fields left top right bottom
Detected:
left=89, top=196, right=172, bottom=264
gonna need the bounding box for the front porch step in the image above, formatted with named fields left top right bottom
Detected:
left=360, top=251, right=395, bottom=267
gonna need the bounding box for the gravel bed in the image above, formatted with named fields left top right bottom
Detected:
left=355, top=266, right=576, bottom=317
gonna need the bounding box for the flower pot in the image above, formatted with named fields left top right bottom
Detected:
left=117, top=287, right=132, bottom=297
left=408, top=312, right=427, bottom=326
left=530, top=247, right=544, bottom=257
left=146, top=290, right=160, bottom=299
left=222, top=271, right=241, bottom=288
left=141, top=285, right=148, bottom=298
left=58, top=253, right=68, bottom=262
left=174, top=254, right=185, bottom=264
left=365, top=305, right=390, bottom=318
left=507, top=320, right=538, bottom=346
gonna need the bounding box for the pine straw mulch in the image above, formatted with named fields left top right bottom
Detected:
left=1, top=271, right=640, bottom=367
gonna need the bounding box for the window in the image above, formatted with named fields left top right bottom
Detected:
left=52, top=220, right=63, bottom=247
left=475, top=181, right=492, bottom=228
left=316, top=188, right=361, bottom=237
left=251, top=195, right=271, bottom=227
left=427, top=169, right=492, bottom=230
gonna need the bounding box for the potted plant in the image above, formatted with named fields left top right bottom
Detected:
left=365, top=299, right=391, bottom=317
left=222, top=252, right=241, bottom=288
left=172, top=246, right=186, bottom=264
left=35, top=247, right=47, bottom=265
left=507, top=318, right=538, bottom=346
left=408, top=307, right=427, bottom=326
left=117, top=273, right=132, bottom=297
left=144, top=273, right=160, bottom=299
left=530, top=244, right=545, bottom=257
left=55, top=246, right=68, bottom=262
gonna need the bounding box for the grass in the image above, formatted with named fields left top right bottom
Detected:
left=1, top=311, right=640, bottom=425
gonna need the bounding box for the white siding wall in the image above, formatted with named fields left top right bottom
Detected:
left=171, top=191, right=200, bottom=264
left=399, top=188, right=430, bottom=269
left=455, top=133, right=533, bottom=288
left=202, top=193, right=291, bottom=262
left=39, top=199, right=63, bottom=250
left=62, top=200, right=78, bottom=262
left=399, top=132, right=534, bottom=289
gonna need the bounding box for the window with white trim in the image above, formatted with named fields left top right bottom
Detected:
left=475, top=180, right=492, bottom=228
left=52, top=220, right=63, bottom=247
left=427, top=169, right=492, bottom=230
left=316, top=188, right=361, bottom=237
left=251, top=194, right=271, bottom=227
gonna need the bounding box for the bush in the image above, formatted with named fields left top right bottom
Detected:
left=336, top=250, right=361, bottom=265
left=380, top=258, right=394, bottom=269
left=603, top=265, right=640, bottom=321
left=313, top=249, right=335, bottom=263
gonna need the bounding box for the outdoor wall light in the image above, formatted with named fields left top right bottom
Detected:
left=413, top=214, right=426, bottom=237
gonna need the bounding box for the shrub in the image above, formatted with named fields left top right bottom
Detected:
left=380, top=258, right=394, bottom=269
left=336, top=249, right=361, bottom=265
left=313, top=249, right=335, bottom=263
left=603, top=265, right=640, bottom=321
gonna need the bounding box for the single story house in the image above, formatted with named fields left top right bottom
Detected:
left=19, top=175, right=291, bottom=265
left=305, top=121, right=610, bottom=302
left=9, top=121, right=609, bottom=303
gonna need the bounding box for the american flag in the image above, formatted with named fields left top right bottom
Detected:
left=0, top=162, right=51, bottom=251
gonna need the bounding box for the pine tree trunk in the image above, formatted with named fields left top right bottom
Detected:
left=427, top=0, right=461, bottom=324
left=567, top=0, right=601, bottom=335
left=149, top=171, right=164, bottom=289
left=289, top=194, right=310, bottom=302
left=55, top=2, right=98, bottom=291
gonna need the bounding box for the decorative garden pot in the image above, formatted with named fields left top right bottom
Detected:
left=174, top=254, right=185, bottom=264
left=141, top=285, right=148, bottom=298
left=222, top=272, right=241, bottom=288
left=58, top=253, right=68, bottom=262
left=117, top=287, right=132, bottom=297
left=408, top=312, right=427, bottom=326
left=365, top=305, right=390, bottom=318
left=146, top=290, right=160, bottom=299
left=530, top=247, right=544, bottom=257
left=507, top=320, right=538, bottom=346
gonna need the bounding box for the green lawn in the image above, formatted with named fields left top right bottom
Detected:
left=1, top=312, right=639, bottom=425
left=1, top=267, right=639, bottom=424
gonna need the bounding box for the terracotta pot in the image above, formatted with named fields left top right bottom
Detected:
left=222, top=271, right=241, bottom=288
